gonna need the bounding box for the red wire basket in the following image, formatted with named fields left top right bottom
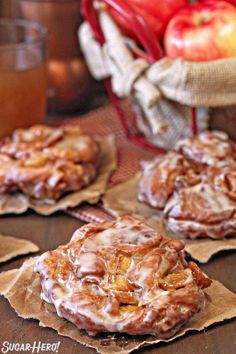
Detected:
left=81, top=0, right=197, bottom=153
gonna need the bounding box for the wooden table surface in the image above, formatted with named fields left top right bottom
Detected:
left=0, top=212, right=235, bottom=354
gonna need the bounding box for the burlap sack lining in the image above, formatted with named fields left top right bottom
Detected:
left=147, top=57, right=236, bottom=107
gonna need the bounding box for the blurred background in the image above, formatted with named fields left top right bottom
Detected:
left=0, top=0, right=107, bottom=118
left=0, top=0, right=235, bottom=139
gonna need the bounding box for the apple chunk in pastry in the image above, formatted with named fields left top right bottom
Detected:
left=164, top=181, right=236, bottom=239
left=0, top=125, right=100, bottom=201
left=35, top=216, right=211, bottom=338
left=176, top=131, right=236, bottom=167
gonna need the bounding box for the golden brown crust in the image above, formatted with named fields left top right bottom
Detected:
left=0, top=125, right=100, bottom=200
left=35, top=216, right=211, bottom=338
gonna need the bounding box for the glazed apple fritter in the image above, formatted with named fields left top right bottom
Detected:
left=35, top=216, right=211, bottom=337
left=139, top=131, right=236, bottom=239
left=0, top=125, right=100, bottom=200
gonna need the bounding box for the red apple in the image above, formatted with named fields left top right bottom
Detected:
left=164, top=1, right=236, bottom=61
left=108, top=0, right=187, bottom=41
left=200, top=0, right=236, bottom=6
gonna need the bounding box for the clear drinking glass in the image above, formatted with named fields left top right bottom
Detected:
left=0, top=19, right=48, bottom=137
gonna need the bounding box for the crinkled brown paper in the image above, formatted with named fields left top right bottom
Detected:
left=0, top=257, right=236, bottom=354
left=0, top=235, right=39, bottom=263
left=0, top=135, right=117, bottom=215
left=103, top=174, right=236, bottom=263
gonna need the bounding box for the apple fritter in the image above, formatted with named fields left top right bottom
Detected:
left=0, top=125, right=100, bottom=200
left=35, top=216, right=211, bottom=337
left=139, top=130, right=236, bottom=239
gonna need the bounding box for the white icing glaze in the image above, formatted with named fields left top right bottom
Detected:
left=165, top=182, right=236, bottom=220
left=167, top=215, right=236, bottom=239
left=176, top=131, right=236, bottom=166
left=188, top=183, right=234, bottom=212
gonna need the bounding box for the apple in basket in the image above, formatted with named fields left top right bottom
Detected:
left=164, top=0, right=236, bottom=61
left=108, top=0, right=187, bottom=40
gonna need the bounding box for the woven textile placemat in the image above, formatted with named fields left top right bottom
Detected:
left=65, top=102, right=155, bottom=223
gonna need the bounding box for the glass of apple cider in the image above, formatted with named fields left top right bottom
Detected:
left=0, top=19, right=48, bottom=138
